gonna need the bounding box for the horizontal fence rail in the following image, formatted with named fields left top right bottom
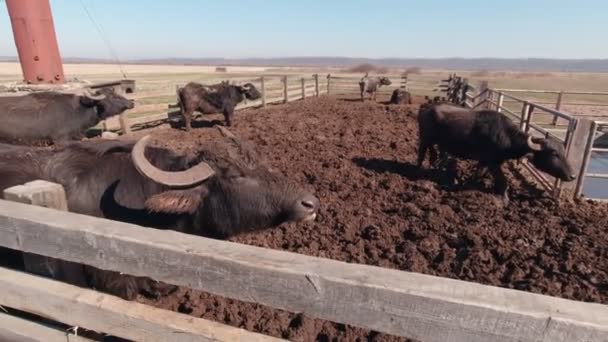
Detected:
left=0, top=197, right=607, bottom=341
left=103, top=74, right=330, bottom=131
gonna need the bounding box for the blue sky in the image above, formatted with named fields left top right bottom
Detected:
left=1, top=0, right=606, bottom=59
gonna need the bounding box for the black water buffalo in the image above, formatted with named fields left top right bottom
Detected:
left=417, top=104, right=576, bottom=204
left=0, top=88, right=134, bottom=143
left=390, top=88, right=412, bottom=104
left=0, top=126, right=319, bottom=299
left=178, top=81, right=261, bottom=130
left=359, top=74, right=391, bottom=102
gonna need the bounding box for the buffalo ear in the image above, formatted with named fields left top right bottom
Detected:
left=145, top=185, right=208, bottom=214
left=79, top=95, right=99, bottom=107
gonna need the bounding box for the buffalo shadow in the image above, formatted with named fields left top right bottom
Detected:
left=353, top=157, right=505, bottom=193
left=352, top=157, right=447, bottom=184
left=168, top=110, right=225, bottom=130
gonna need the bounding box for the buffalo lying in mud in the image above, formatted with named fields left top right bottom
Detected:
left=178, top=81, right=261, bottom=130
left=0, top=88, right=134, bottom=144
left=417, top=104, right=576, bottom=204
left=0, top=126, right=319, bottom=299
left=359, top=74, right=391, bottom=102
left=390, top=88, right=412, bottom=104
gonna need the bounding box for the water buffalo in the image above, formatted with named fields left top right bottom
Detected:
left=0, top=88, right=134, bottom=144
left=417, top=104, right=576, bottom=204
left=359, top=74, right=391, bottom=102
left=0, top=126, right=319, bottom=299
left=178, top=81, right=261, bottom=130
left=390, top=88, right=412, bottom=104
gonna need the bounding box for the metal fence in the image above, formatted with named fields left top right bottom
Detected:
left=441, top=76, right=608, bottom=201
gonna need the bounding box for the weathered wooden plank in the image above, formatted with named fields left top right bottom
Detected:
left=0, top=267, right=282, bottom=342
left=260, top=76, right=266, bottom=107
left=0, top=200, right=606, bottom=341
left=282, top=76, right=288, bottom=104
left=574, top=121, right=598, bottom=196
left=2, top=180, right=82, bottom=285
left=0, top=313, right=93, bottom=342
left=563, top=119, right=594, bottom=193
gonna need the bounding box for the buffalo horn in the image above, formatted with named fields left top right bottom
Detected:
left=527, top=136, right=542, bottom=151
left=83, top=89, right=106, bottom=100
left=131, top=135, right=215, bottom=187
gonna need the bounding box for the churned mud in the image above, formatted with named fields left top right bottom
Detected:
left=5, top=95, right=606, bottom=341
left=128, top=96, right=607, bottom=341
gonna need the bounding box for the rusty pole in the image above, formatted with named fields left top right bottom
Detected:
left=6, top=0, right=65, bottom=84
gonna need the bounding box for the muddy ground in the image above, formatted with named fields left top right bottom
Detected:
left=3, top=95, right=606, bottom=341
left=115, top=95, right=606, bottom=341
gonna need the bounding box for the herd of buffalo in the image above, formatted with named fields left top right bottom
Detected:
left=0, top=75, right=575, bottom=300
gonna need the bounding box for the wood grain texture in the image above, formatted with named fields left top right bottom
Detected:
left=0, top=199, right=606, bottom=341
left=0, top=267, right=283, bottom=342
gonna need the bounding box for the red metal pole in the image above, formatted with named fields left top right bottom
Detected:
left=6, top=0, right=65, bottom=84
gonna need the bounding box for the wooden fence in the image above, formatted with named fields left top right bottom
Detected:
left=441, top=75, right=608, bottom=201
left=325, top=74, right=411, bottom=96
left=0, top=180, right=607, bottom=341
left=102, top=73, right=437, bottom=132
left=103, top=74, right=330, bottom=131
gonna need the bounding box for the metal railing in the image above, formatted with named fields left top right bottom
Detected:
left=576, top=121, right=608, bottom=200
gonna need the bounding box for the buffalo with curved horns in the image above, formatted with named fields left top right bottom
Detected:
left=417, top=104, right=576, bottom=204
left=0, top=126, right=319, bottom=299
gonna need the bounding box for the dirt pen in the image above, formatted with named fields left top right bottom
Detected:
left=1, top=74, right=608, bottom=341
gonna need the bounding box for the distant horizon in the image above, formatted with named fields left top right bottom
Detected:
left=5, top=56, right=608, bottom=61
left=2, top=56, right=608, bottom=73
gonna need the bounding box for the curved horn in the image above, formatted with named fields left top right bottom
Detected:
left=84, top=89, right=106, bottom=100
left=131, top=135, right=215, bottom=188
left=527, top=136, right=542, bottom=151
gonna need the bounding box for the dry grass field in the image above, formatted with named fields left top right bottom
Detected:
left=1, top=62, right=607, bottom=120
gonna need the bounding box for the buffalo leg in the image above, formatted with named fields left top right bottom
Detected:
left=417, top=140, right=429, bottom=167
left=182, top=110, right=193, bottom=131
left=429, top=146, right=440, bottom=168
left=85, top=267, right=176, bottom=300
left=488, top=164, right=509, bottom=205
left=223, top=107, right=234, bottom=127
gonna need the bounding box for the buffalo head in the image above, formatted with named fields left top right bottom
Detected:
left=108, top=127, right=319, bottom=237
left=237, top=83, right=262, bottom=101
left=526, top=136, right=576, bottom=182
left=80, top=88, right=134, bottom=120
left=379, top=77, right=392, bottom=86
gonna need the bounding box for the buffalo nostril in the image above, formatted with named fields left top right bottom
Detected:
left=301, top=200, right=315, bottom=209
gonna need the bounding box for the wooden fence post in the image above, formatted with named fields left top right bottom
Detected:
left=119, top=114, right=131, bottom=135
left=301, top=78, right=306, bottom=99
left=496, top=92, right=504, bottom=112
left=477, top=80, right=489, bottom=108
left=552, top=91, right=564, bottom=125
left=401, top=73, right=408, bottom=91
left=282, top=76, right=288, bottom=104
left=2, top=180, right=87, bottom=287
left=260, top=76, right=266, bottom=107
left=520, top=102, right=530, bottom=131
left=327, top=74, right=332, bottom=95
left=314, top=74, right=319, bottom=96
left=568, top=119, right=596, bottom=197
